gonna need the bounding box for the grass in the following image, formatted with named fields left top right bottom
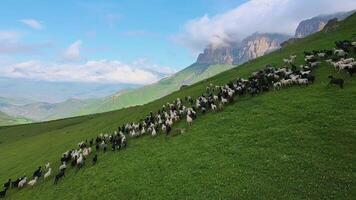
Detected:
left=0, top=13, right=356, bottom=200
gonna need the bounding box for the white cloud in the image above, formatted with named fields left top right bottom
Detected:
left=61, top=40, right=83, bottom=62
left=19, top=19, right=43, bottom=30
left=0, top=59, right=174, bottom=85
left=173, top=0, right=356, bottom=52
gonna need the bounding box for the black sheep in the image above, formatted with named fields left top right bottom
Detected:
left=328, top=75, right=344, bottom=88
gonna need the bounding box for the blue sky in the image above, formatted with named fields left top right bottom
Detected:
left=0, top=0, right=245, bottom=70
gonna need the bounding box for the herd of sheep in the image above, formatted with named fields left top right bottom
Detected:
left=1, top=40, right=355, bottom=198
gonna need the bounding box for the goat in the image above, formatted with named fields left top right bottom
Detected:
left=27, top=177, right=38, bottom=187
left=0, top=188, right=7, bottom=198
left=18, top=177, right=27, bottom=188
left=44, top=168, right=52, bottom=179
left=54, top=170, right=65, bottom=184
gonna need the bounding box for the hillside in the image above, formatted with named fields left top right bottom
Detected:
left=0, top=111, right=31, bottom=126
left=78, top=63, right=234, bottom=115
left=0, top=12, right=356, bottom=200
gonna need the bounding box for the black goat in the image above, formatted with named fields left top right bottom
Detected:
left=54, top=170, right=65, bottom=184
left=0, top=187, right=7, bottom=198
left=11, top=177, right=22, bottom=188
left=3, top=179, right=11, bottom=190
left=328, top=75, right=344, bottom=88
left=33, top=166, right=42, bottom=178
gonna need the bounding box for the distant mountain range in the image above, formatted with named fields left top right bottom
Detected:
left=0, top=10, right=354, bottom=126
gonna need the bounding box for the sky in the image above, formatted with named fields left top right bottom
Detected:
left=0, top=0, right=355, bottom=92
left=0, top=0, right=246, bottom=85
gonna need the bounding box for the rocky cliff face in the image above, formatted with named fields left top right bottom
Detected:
left=196, top=45, right=235, bottom=65
left=196, top=33, right=289, bottom=65
left=235, top=33, right=289, bottom=64
left=295, top=10, right=354, bottom=38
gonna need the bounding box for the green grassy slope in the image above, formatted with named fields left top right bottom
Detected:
left=79, top=64, right=234, bottom=115
left=0, top=13, right=356, bottom=200
left=0, top=111, right=31, bottom=126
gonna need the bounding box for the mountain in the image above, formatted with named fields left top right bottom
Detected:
left=1, top=11, right=353, bottom=125
left=295, top=10, right=354, bottom=38
left=0, top=111, right=31, bottom=126
left=197, top=33, right=289, bottom=65
left=78, top=63, right=234, bottom=115
left=0, top=77, right=138, bottom=103
left=0, top=98, right=99, bottom=122
left=1, top=12, right=355, bottom=200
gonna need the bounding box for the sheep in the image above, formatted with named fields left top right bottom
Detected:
left=352, top=41, right=356, bottom=47
left=298, top=78, right=308, bottom=85
left=309, top=62, right=320, bottom=68
left=341, top=57, right=354, bottom=64
left=328, top=75, right=344, bottom=88
left=334, top=49, right=347, bottom=57
left=186, top=114, right=193, bottom=126
left=151, top=127, right=157, bottom=136
left=283, top=58, right=294, bottom=65
left=59, top=162, right=67, bottom=171
left=290, top=55, right=297, bottom=60
left=27, top=176, right=38, bottom=187
left=221, top=97, right=228, bottom=104
left=317, top=52, right=326, bottom=58
left=273, top=82, right=281, bottom=90
left=44, top=168, right=52, bottom=180
left=211, top=104, right=217, bottom=111
left=45, top=162, right=50, bottom=170
left=18, top=177, right=27, bottom=188
left=77, top=154, right=84, bottom=168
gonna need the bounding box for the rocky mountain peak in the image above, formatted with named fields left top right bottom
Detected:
left=295, top=10, right=354, bottom=38
left=196, top=33, right=289, bottom=66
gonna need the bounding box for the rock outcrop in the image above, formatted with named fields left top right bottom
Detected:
left=196, top=33, right=289, bottom=65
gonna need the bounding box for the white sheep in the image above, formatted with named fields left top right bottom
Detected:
left=77, top=154, right=84, bottom=166
left=27, top=177, right=38, bottom=187
left=221, top=97, right=228, bottom=104
left=44, top=168, right=52, bottom=179
left=273, top=82, right=281, bottom=90
left=151, top=128, right=157, bottom=136
left=45, top=162, right=50, bottom=170
left=317, top=52, right=326, bottom=58
left=298, top=78, right=308, bottom=85
left=186, top=115, right=193, bottom=126
left=59, top=162, right=67, bottom=171
left=18, top=177, right=27, bottom=188
left=211, top=104, right=217, bottom=111
left=334, top=49, right=347, bottom=57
